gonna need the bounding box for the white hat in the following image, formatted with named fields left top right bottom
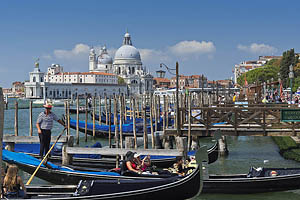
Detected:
left=134, top=153, right=141, bottom=158
left=43, top=100, right=53, bottom=108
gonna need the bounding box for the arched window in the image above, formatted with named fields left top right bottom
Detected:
left=33, top=77, right=36, bottom=82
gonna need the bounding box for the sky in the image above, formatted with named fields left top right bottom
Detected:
left=1, top=0, right=300, bottom=88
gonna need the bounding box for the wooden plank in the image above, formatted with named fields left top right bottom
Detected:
left=65, top=147, right=183, bottom=156
left=3, top=135, right=70, bottom=143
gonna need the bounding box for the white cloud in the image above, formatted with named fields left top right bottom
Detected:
left=169, top=40, right=216, bottom=56
left=237, top=43, right=277, bottom=54
left=54, top=43, right=90, bottom=59
left=139, top=49, right=170, bottom=62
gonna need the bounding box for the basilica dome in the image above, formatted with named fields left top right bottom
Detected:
left=98, top=46, right=113, bottom=64
left=114, top=45, right=141, bottom=61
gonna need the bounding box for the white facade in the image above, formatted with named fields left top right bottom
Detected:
left=25, top=63, right=126, bottom=99
left=44, top=64, right=117, bottom=84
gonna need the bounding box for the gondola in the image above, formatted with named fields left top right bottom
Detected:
left=24, top=162, right=201, bottom=200
left=3, top=149, right=202, bottom=200
left=5, top=141, right=218, bottom=170
left=202, top=166, right=300, bottom=193
left=68, top=118, right=162, bottom=137
left=69, top=107, right=90, bottom=114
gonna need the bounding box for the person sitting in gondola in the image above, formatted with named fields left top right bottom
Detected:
left=3, top=164, right=26, bottom=199
left=125, top=151, right=142, bottom=174
left=167, top=156, right=186, bottom=176
left=133, top=153, right=151, bottom=172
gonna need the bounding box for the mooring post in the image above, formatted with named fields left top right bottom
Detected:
left=64, top=101, right=67, bottom=136
left=76, top=95, right=79, bottom=145
left=105, top=95, right=108, bottom=125
left=108, top=97, right=112, bottom=148
left=92, top=96, right=96, bottom=137
left=14, top=101, right=18, bottom=136
left=114, top=95, right=119, bottom=148
left=29, top=101, right=33, bottom=136
left=85, top=97, right=88, bottom=142
left=67, top=101, right=70, bottom=136
left=188, top=94, right=192, bottom=151
left=98, top=96, right=101, bottom=125
left=119, top=95, right=123, bottom=148
left=150, top=94, right=155, bottom=149
left=143, top=105, right=148, bottom=149
left=132, top=98, right=137, bottom=149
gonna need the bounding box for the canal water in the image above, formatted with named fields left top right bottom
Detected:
left=3, top=98, right=300, bottom=199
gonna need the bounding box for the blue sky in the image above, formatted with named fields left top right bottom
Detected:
left=1, top=0, right=300, bottom=88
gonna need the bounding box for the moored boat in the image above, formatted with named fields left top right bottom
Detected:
left=203, top=166, right=300, bottom=193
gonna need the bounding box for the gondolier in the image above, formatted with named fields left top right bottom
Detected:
left=36, top=101, right=66, bottom=159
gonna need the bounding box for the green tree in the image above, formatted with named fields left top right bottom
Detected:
left=279, top=48, right=299, bottom=88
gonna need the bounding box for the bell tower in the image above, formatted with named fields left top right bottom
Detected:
left=89, top=47, right=96, bottom=72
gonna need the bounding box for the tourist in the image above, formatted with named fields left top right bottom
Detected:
left=134, top=153, right=151, bottom=172
left=168, top=156, right=186, bottom=176
left=36, top=100, right=66, bottom=158
left=3, top=165, right=26, bottom=199
left=125, top=151, right=142, bottom=174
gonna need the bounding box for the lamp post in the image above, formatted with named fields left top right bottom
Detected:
left=289, top=64, right=294, bottom=101
left=160, top=62, right=180, bottom=136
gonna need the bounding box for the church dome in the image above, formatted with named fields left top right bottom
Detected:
left=98, top=54, right=113, bottom=64
left=114, top=45, right=141, bottom=61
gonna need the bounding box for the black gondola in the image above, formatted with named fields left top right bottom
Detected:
left=25, top=163, right=201, bottom=199
left=203, top=167, right=300, bottom=194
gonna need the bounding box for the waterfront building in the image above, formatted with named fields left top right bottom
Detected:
left=89, top=31, right=154, bottom=95
left=24, top=62, right=127, bottom=99
left=170, top=75, right=208, bottom=89
left=233, top=56, right=281, bottom=84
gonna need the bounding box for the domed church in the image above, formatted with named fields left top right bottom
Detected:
left=89, top=31, right=153, bottom=95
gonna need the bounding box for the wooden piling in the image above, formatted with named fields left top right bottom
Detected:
left=105, top=95, right=108, bottom=125
left=67, top=101, right=70, bottom=136
left=98, top=96, right=101, bottom=125
left=114, top=95, right=119, bottom=148
left=108, top=97, right=112, bottom=148
left=143, top=105, right=148, bottom=149
left=132, top=98, right=137, bottom=149
left=154, top=95, right=158, bottom=132
left=29, top=101, right=33, bottom=136
left=64, top=101, right=67, bottom=135
left=14, top=101, right=18, bottom=136
left=85, top=98, right=88, bottom=142
left=92, top=96, right=96, bottom=137
left=163, top=95, right=166, bottom=131
left=150, top=94, right=155, bottom=149
left=119, top=95, right=123, bottom=148
left=188, top=94, right=191, bottom=151
left=76, top=95, right=79, bottom=145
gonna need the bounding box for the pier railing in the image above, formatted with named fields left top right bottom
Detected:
left=165, top=104, right=300, bottom=136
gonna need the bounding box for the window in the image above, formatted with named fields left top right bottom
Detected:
left=33, top=77, right=36, bottom=82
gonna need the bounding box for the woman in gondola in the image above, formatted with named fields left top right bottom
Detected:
left=125, top=151, right=142, bottom=174
left=3, top=164, right=26, bottom=199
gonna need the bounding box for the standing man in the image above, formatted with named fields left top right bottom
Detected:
left=36, top=101, right=65, bottom=159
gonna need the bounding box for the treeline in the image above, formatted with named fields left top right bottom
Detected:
left=237, top=48, right=300, bottom=92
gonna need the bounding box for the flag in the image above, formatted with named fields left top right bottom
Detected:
left=244, top=75, right=248, bottom=97
left=244, top=75, right=248, bottom=87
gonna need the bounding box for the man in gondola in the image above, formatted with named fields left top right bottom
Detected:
left=36, top=100, right=66, bottom=159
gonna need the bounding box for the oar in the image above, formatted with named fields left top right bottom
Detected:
left=26, top=128, right=66, bottom=185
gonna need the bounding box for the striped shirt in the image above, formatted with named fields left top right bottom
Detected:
left=36, top=112, right=59, bottom=130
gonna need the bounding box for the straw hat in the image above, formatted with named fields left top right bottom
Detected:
left=43, top=100, right=53, bottom=109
